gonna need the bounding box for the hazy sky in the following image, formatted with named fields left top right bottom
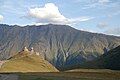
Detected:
left=0, top=0, right=120, bottom=36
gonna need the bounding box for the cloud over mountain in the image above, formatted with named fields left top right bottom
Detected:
left=28, top=3, right=93, bottom=25
left=97, top=22, right=108, bottom=28
left=105, top=27, right=120, bottom=36
left=28, top=3, right=68, bottom=24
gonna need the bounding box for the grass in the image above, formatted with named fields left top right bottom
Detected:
left=0, top=53, right=58, bottom=72
left=0, top=70, right=120, bottom=80
left=19, top=74, right=54, bottom=80
left=12, top=70, right=120, bottom=80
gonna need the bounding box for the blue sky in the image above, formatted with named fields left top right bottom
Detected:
left=0, top=0, right=120, bottom=36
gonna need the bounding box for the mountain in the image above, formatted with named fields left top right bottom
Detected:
left=79, top=45, right=120, bottom=70
left=0, top=47, right=58, bottom=72
left=0, top=24, right=120, bottom=70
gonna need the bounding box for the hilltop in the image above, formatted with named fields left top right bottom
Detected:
left=0, top=47, right=59, bottom=72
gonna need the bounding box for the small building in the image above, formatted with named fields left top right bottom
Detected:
left=24, top=47, right=29, bottom=52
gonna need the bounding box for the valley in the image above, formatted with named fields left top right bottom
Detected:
left=0, top=0, right=120, bottom=80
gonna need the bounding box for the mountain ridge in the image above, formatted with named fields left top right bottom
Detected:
left=0, top=24, right=120, bottom=70
left=1, top=23, right=120, bottom=37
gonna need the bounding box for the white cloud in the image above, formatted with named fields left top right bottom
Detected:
left=108, top=10, right=120, bottom=18
left=97, top=22, right=120, bottom=36
left=82, top=0, right=112, bottom=9
left=70, top=17, right=94, bottom=22
left=0, top=15, right=3, bottom=21
left=98, top=0, right=110, bottom=3
left=97, top=22, right=108, bottom=28
left=105, top=27, right=120, bottom=36
left=28, top=3, right=93, bottom=25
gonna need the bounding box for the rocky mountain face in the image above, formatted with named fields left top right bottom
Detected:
left=0, top=47, right=58, bottom=72
left=0, top=24, right=120, bottom=70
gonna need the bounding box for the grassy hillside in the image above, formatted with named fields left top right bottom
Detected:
left=0, top=50, right=59, bottom=72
